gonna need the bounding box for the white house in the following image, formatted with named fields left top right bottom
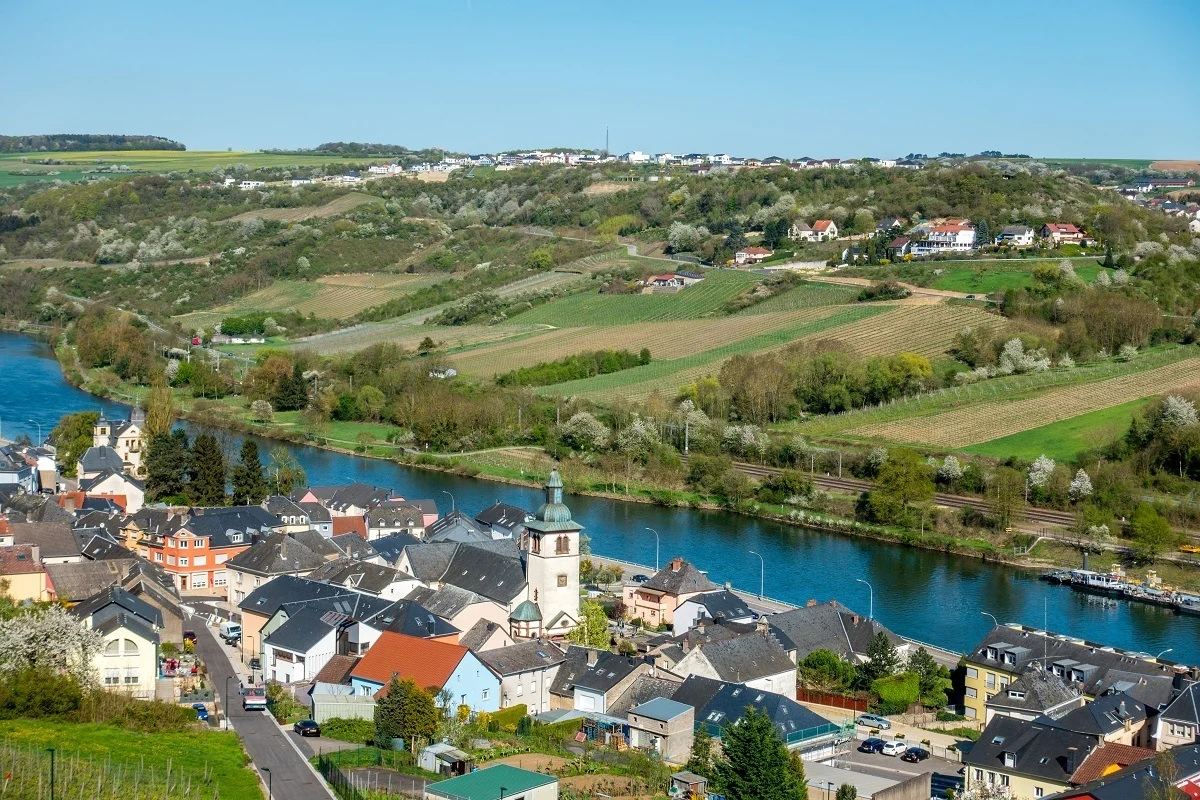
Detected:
left=262, top=605, right=339, bottom=684
left=735, top=246, right=773, bottom=265
left=290, top=178, right=313, bottom=187
left=622, top=151, right=650, bottom=164
left=811, top=220, right=838, bottom=241
left=994, top=225, right=1035, bottom=247
left=911, top=223, right=977, bottom=256
left=670, top=633, right=796, bottom=696
left=79, top=470, right=145, bottom=513
left=238, top=180, right=266, bottom=191
left=673, top=590, right=755, bottom=634
left=477, top=640, right=566, bottom=715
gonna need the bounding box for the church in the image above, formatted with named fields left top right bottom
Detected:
left=77, top=407, right=147, bottom=480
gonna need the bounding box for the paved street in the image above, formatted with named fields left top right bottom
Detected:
left=838, top=748, right=961, bottom=779
left=193, top=622, right=334, bottom=800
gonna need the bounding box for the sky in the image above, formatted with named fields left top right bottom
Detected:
left=4, top=0, right=1199, bottom=159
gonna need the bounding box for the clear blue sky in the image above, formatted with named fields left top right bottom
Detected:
left=5, top=0, right=1198, bottom=158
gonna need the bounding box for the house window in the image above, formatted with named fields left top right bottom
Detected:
left=965, top=687, right=977, bottom=698
left=1035, top=789, right=1044, bottom=798
left=123, top=639, right=139, bottom=655
left=530, top=680, right=536, bottom=693
left=104, top=640, right=121, bottom=656
left=516, top=683, right=523, bottom=696
left=104, top=668, right=120, bottom=686
left=178, top=540, right=188, bottom=549
left=1000, top=776, right=1010, bottom=788
left=167, top=555, right=176, bottom=566
left=194, top=556, right=207, bottom=566
left=213, top=572, right=226, bottom=587
left=191, top=574, right=207, bottom=588
left=178, top=557, right=188, bottom=567
left=985, top=673, right=996, bottom=689
left=973, top=770, right=983, bottom=782
left=966, top=667, right=979, bottom=679
left=154, top=552, right=163, bottom=563
left=236, top=572, right=243, bottom=584
left=124, top=668, right=139, bottom=685
left=482, top=689, right=489, bottom=701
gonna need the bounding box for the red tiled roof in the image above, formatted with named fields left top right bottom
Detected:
left=0, top=545, right=44, bottom=575
left=314, top=654, right=361, bottom=685
left=889, top=237, right=910, bottom=247
left=1044, top=223, right=1082, bottom=234
left=351, top=632, right=470, bottom=695
left=332, top=516, right=367, bottom=537
left=813, top=220, right=834, bottom=231
left=738, top=247, right=771, bottom=255
left=1069, top=743, right=1157, bottom=785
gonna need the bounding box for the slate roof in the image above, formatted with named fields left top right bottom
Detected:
left=673, top=676, right=832, bottom=740
left=1161, top=680, right=1200, bottom=726
left=80, top=535, right=135, bottom=561
left=439, top=542, right=526, bottom=603
left=184, top=507, right=277, bottom=547
left=477, top=640, right=565, bottom=676
left=324, top=483, right=395, bottom=513
left=370, top=532, right=421, bottom=565
left=767, top=600, right=902, bottom=661
left=683, top=633, right=794, bottom=683
left=426, top=510, right=491, bottom=543
left=1039, top=693, right=1148, bottom=737
left=406, top=584, right=489, bottom=619
left=264, top=605, right=341, bottom=653
left=71, top=585, right=163, bottom=629
left=94, top=611, right=159, bottom=646
left=239, top=575, right=363, bottom=618
left=458, top=619, right=506, bottom=652
left=288, top=529, right=343, bottom=559
left=314, top=654, right=360, bottom=686
left=79, top=470, right=143, bottom=493
left=986, top=670, right=1083, bottom=716
left=642, top=558, right=717, bottom=596
left=78, top=446, right=124, bottom=474
left=299, top=501, right=332, bottom=523
left=608, top=674, right=685, bottom=717
left=44, top=560, right=127, bottom=601
left=367, top=502, right=425, bottom=530
left=264, top=495, right=309, bottom=520
left=12, top=521, right=81, bottom=560
left=307, top=558, right=416, bottom=595
left=964, top=715, right=1097, bottom=784
left=226, top=532, right=328, bottom=576
left=551, top=646, right=643, bottom=695
left=361, top=599, right=459, bottom=639
left=330, top=532, right=379, bottom=561
left=679, top=589, right=753, bottom=623
left=474, top=502, right=531, bottom=535
left=1047, top=743, right=1200, bottom=800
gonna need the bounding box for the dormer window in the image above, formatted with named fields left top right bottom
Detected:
left=1008, top=690, right=1025, bottom=700
left=1003, top=752, right=1015, bottom=768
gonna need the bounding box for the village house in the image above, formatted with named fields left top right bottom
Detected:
left=887, top=236, right=911, bottom=258
left=0, top=544, right=49, bottom=601
left=305, top=557, right=422, bottom=600
left=224, top=532, right=331, bottom=607
left=669, top=627, right=796, bottom=695
left=910, top=222, right=977, bottom=256
left=789, top=220, right=813, bottom=240
left=1040, top=223, right=1093, bottom=246
left=350, top=631, right=501, bottom=712
left=549, top=646, right=652, bottom=714
left=623, top=557, right=718, bottom=627
left=672, top=589, right=755, bottom=634
left=1156, top=680, right=1200, bottom=750
left=734, top=247, right=773, bottom=265
left=995, top=225, right=1036, bottom=247
left=812, top=219, right=838, bottom=241
left=367, top=502, right=428, bottom=540
left=12, top=521, right=82, bottom=564
left=145, top=506, right=277, bottom=592
left=964, top=715, right=1097, bottom=799
left=766, top=599, right=910, bottom=665
left=985, top=669, right=1084, bottom=724
left=476, top=639, right=566, bottom=714
left=474, top=502, right=532, bottom=540
left=237, top=575, right=386, bottom=664
left=72, top=586, right=162, bottom=700
left=625, top=697, right=695, bottom=764
left=78, top=471, right=144, bottom=513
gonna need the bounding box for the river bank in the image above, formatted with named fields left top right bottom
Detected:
left=3, top=330, right=1195, bottom=662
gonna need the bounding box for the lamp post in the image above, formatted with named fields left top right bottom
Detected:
left=225, top=675, right=235, bottom=730
left=262, top=766, right=272, bottom=799
left=981, top=611, right=1000, bottom=628
left=644, top=527, right=660, bottom=571
left=1157, top=648, right=1174, bottom=659
left=27, top=419, right=41, bottom=444
left=442, top=490, right=455, bottom=513
left=856, top=578, right=874, bottom=620
left=47, top=748, right=55, bottom=800
left=749, top=550, right=764, bottom=599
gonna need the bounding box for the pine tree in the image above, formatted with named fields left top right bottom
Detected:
left=144, top=372, right=175, bottom=439
left=273, top=365, right=310, bottom=412
left=836, top=784, right=857, bottom=800
left=231, top=440, right=268, bottom=505
left=788, top=751, right=810, bottom=800
left=145, top=429, right=190, bottom=501
left=861, top=631, right=901, bottom=685
left=976, top=219, right=989, bottom=248
left=714, top=708, right=807, bottom=800
left=188, top=433, right=227, bottom=506
left=1103, top=247, right=1115, bottom=269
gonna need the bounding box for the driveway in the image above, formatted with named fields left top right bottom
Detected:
left=193, top=623, right=334, bottom=800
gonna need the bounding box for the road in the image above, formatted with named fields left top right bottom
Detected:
left=838, top=748, right=961, bottom=780
left=192, top=623, right=334, bottom=800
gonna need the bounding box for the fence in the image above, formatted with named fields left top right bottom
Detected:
left=795, top=689, right=868, bottom=713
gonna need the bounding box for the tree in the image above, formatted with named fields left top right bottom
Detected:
left=373, top=677, right=439, bottom=749
left=990, top=467, right=1026, bottom=528
left=250, top=399, right=273, bottom=423
left=861, top=631, right=900, bottom=685
left=724, top=220, right=748, bottom=253
left=231, top=439, right=268, bottom=505
left=49, top=410, right=99, bottom=478
left=273, top=364, right=310, bottom=411
left=869, top=449, right=934, bottom=523
left=835, top=785, right=856, bottom=800
left=975, top=219, right=990, bottom=248
left=357, top=385, right=386, bottom=422
left=0, top=605, right=102, bottom=684
left=568, top=600, right=611, bottom=648
left=788, top=752, right=809, bottom=800
left=561, top=412, right=610, bottom=451
left=1028, top=454, right=1056, bottom=489
left=144, top=372, right=175, bottom=438
left=714, top=707, right=806, bottom=800
left=1068, top=469, right=1094, bottom=502
left=798, top=649, right=857, bottom=692
left=188, top=433, right=227, bottom=506
left=418, top=336, right=436, bottom=354
left=268, top=447, right=306, bottom=496
left=145, top=429, right=190, bottom=501
left=1103, top=247, right=1115, bottom=269
left=1130, top=503, right=1183, bottom=562
left=906, top=646, right=949, bottom=707
left=684, top=726, right=715, bottom=778
left=1144, top=749, right=1187, bottom=800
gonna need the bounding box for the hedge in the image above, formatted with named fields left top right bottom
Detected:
left=486, top=704, right=528, bottom=731
left=871, top=672, right=919, bottom=715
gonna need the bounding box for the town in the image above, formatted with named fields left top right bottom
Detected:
left=1, top=405, right=1199, bottom=800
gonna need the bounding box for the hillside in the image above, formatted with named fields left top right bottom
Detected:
left=0, top=133, right=185, bottom=152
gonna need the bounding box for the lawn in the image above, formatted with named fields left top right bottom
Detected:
left=506, top=269, right=759, bottom=326
left=960, top=397, right=1152, bottom=460
left=0, top=719, right=261, bottom=800
left=932, top=264, right=1102, bottom=294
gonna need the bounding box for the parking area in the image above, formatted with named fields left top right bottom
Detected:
left=839, top=747, right=961, bottom=779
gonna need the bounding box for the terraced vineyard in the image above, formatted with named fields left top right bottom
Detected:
left=316, top=272, right=443, bottom=289
left=548, top=305, right=889, bottom=401
left=453, top=305, right=852, bottom=378
left=738, top=280, right=861, bottom=314
left=851, top=357, right=1200, bottom=448
left=291, top=321, right=551, bottom=355
left=810, top=303, right=1006, bottom=358
left=173, top=277, right=422, bottom=327
left=506, top=269, right=759, bottom=326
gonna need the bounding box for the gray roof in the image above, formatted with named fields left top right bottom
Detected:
left=405, top=584, right=489, bottom=619
left=264, top=606, right=340, bottom=653
left=288, top=529, right=344, bottom=559
left=630, top=697, right=692, bottom=722
left=426, top=510, right=491, bottom=543
left=317, top=483, right=395, bottom=513
left=681, top=589, right=753, bottom=623
left=370, top=532, right=421, bottom=565
left=551, top=646, right=643, bottom=695
left=1039, top=693, right=1148, bottom=737
left=673, top=676, right=832, bottom=740
left=239, top=575, right=364, bottom=617
left=12, top=521, right=82, bottom=560
left=477, top=640, right=565, bottom=676
left=264, top=495, right=309, bottom=520
left=964, top=715, right=1096, bottom=784
left=458, top=619, right=506, bottom=652
left=439, top=543, right=526, bottom=604
left=642, top=558, right=718, bottom=596
left=94, top=611, right=159, bottom=646
left=78, top=446, right=124, bottom=474
left=1162, top=680, right=1200, bottom=726
left=79, top=535, right=135, bottom=562
left=71, top=585, right=163, bottom=629
left=986, top=670, right=1082, bottom=715
left=767, top=600, right=901, bottom=660
left=367, top=502, right=425, bottom=529
left=330, top=532, right=379, bottom=561
left=361, top=600, right=459, bottom=639
left=685, top=633, right=794, bottom=683
left=474, top=502, right=531, bottom=534
left=226, top=532, right=328, bottom=576
left=608, top=674, right=685, bottom=717
left=79, top=470, right=144, bottom=493
left=298, top=501, right=332, bottom=523
left=307, top=558, right=415, bottom=595
left=402, top=541, right=459, bottom=579
left=44, top=560, right=128, bottom=602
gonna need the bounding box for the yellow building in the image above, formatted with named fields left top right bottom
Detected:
left=0, top=545, right=50, bottom=602
left=964, top=716, right=1096, bottom=799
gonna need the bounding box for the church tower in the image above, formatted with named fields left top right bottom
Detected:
left=518, top=469, right=581, bottom=638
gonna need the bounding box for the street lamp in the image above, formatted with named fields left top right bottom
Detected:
left=442, top=490, right=455, bottom=513
left=749, top=550, right=764, bottom=599
left=645, top=527, right=660, bottom=571
left=981, top=611, right=1000, bottom=628
left=262, top=766, right=272, bottom=799
left=856, top=578, right=874, bottom=620
left=47, top=748, right=55, bottom=800
left=27, top=419, right=42, bottom=444
left=1157, top=648, right=1174, bottom=659
left=225, top=675, right=235, bottom=730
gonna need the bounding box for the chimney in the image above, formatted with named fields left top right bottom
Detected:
left=587, top=649, right=600, bottom=667
left=1066, top=747, right=1078, bottom=774
left=670, top=557, right=683, bottom=572
left=697, top=619, right=706, bottom=635
left=851, top=614, right=861, bottom=625
left=757, top=617, right=769, bottom=636
left=807, top=599, right=817, bottom=607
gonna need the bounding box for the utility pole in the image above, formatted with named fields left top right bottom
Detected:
left=684, top=416, right=689, bottom=455
left=47, top=748, right=55, bottom=800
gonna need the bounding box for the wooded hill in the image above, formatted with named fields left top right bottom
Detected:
left=0, top=134, right=185, bottom=152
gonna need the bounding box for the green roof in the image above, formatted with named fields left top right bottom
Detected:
left=509, top=599, right=542, bottom=622
left=427, top=764, right=556, bottom=800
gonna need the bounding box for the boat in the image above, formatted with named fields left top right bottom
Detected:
left=1176, top=595, right=1200, bottom=617
left=1066, top=569, right=1129, bottom=597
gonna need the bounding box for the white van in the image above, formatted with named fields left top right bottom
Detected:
left=219, top=621, right=242, bottom=642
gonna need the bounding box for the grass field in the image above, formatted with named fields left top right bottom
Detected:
left=224, top=192, right=379, bottom=222
left=0, top=719, right=261, bottom=800
left=291, top=320, right=552, bottom=355
left=960, top=397, right=1152, bottom=460
left=851, top=357, right=1200, bottom=448
left=506, top=269, right=759, bottom=326
left=548, top=305, right=888, bottom=400
left=931, top=263, right=1103, bottom=294
left=0, top=149, right=371, bottom=173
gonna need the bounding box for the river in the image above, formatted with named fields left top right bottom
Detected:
left=3, top=332, right=1197, bottom=663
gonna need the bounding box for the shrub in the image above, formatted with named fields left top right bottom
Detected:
left=871, top=672, right=920, bottom=715
left=487, top=704, right=528, bottom=732
left=321, top=717, right=376, bottom=744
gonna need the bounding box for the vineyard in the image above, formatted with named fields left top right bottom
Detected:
left=737, top=280, right=861, bottom=314
left=850, top=356, right=1200, bottom=448
left=506, top=269, right=760, bottom=326
left=173, top=278, right=425, bottom=327
left=293, top=320, right=552, bottom=355
left=316, top=272, right=443, bottom=290
left=224, top=192, right=379, bottom=223
left=809, top=303, right=1006, bottom=358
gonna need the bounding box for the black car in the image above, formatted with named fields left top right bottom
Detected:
left=901, top=747, right=930, bottom=763
left=631, top=574, right=650, bottom=583
left=248, top=657, right=262, bottom=671
left=858, top=737, right=885, bottom=754
left=182, top=630, right=197, bottom=642
left=293, top=719, right=321, bottom=737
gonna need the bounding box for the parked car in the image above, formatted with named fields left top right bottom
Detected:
left=856, top=713, right=891, bottom=730
left=631, top=574, right=650, bottom=583
left=248, top=657, right=262, bottom=671
left=192, top=703, right=209, bottom=722
left=858, top=737, right=885, bottom=754
left=294, top=719, right=321, bottom=737
left=901, top=747, right=930, bottom=763
left=219, top=622, right=242, bottom=644
left=882, top=740, right=908, bottom=757
left=182, top=630, right=197, bottom=642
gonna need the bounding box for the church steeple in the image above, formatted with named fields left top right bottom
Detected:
left=534, top=469, right=574, bottom=525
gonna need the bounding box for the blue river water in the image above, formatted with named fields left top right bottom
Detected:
left=3, top=332, right=1197, bottom=662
